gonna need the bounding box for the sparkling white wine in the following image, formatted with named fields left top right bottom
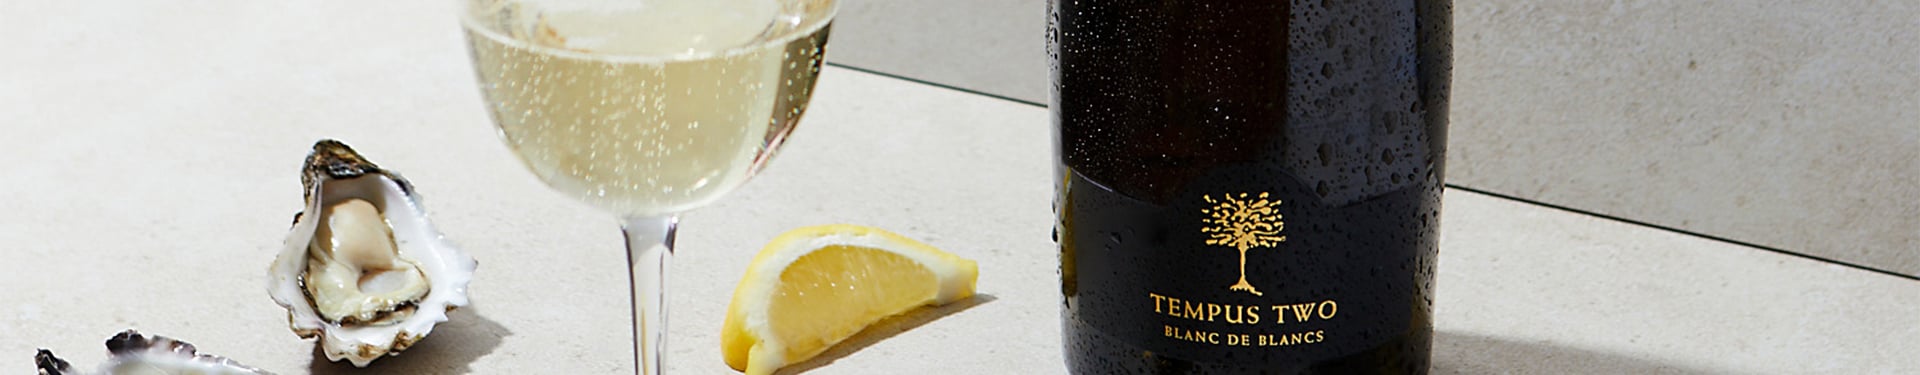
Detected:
left=1051, top=0, right=1451, bottom=373
left=462, top=0, right=831, bottom=215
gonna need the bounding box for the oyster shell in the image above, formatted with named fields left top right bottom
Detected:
left=268, top=140, right=478, bottom=367
left=35, top=329, right=270, bottom=375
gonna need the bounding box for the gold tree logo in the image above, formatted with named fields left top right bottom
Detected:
left=1201, top=192, right=1286, bottom=296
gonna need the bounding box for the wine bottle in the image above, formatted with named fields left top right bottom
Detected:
left=1050, top=0, right=1451, bottom=373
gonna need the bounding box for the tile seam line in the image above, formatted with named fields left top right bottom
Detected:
left=1444, top=185, right=1920, bottom=282
left=824, top=62, right=1046, bottom=107
left=821, top=61, right=1919, bottom=283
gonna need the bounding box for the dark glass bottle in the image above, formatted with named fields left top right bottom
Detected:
left=1050, top=0, right=1451, bottom=373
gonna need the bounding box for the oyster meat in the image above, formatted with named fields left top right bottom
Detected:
left=36, top=330, right=269, bottom=375
left=268, top=140, right=478, bottom=367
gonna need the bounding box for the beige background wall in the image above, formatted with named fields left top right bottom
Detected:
left=826, top=1, right=1920, bottom=275
left=1448, top=1, right=1917, bottom=274
left=829, top=0, right=1046, bottom=103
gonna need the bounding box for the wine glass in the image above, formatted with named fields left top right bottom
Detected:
left=458, top=0, right=836, bottom=373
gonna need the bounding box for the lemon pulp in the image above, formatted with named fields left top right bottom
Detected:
left=720, top=224, right=978, bottom=375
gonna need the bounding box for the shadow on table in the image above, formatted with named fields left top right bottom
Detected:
left=1434, top=331, right=1715, bottom=374
left=308, top=307, right=512, bottom=375
left=774, top=293, right=999, bottom=375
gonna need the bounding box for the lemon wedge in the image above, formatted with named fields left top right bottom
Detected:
left=721, top=224, right=979, bottom=375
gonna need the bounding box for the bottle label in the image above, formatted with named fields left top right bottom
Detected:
left=1060, top=164, right=1433, bottom=366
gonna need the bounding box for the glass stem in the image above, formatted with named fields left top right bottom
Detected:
left=622, top=215, right=678, bottom=375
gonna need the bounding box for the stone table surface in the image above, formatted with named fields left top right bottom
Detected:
left=2, top=1, right=1915, bottom=374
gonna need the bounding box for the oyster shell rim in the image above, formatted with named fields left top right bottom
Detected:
left=35, top=329, right=271, bottom=375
